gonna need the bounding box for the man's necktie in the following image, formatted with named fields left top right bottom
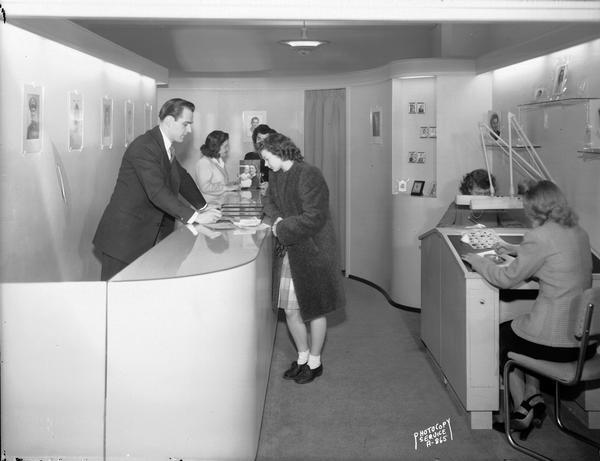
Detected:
left=169, top=145, right=175, bottom=164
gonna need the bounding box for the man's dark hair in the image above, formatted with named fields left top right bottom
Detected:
left=158, top=98, right=195, bottom=121
left=252, top=124, right=277, bottom=146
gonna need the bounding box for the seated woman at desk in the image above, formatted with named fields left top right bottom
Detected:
left=195, top=130, right=238, bottom=200
left=462, top=180, right=595, bottom=437
left=437, top=169, right=496, bottom=227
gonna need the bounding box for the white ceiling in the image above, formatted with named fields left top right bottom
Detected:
left=71, top=19, right=598, bottom=78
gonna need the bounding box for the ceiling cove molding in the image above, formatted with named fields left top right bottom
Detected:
left=476, top=23, right=600, bottom=73
left=7, top=0, right=600, bottom=22
left=9, top=18, right=169, bottom=83
left=166, top=59, right=476, bottom=91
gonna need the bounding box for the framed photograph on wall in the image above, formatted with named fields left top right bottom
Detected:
left=419, top=126, right=429, bottom=138
left=416, top=152, right=426, bottom=164
left=408, top=102, right=416, bottom=114
left=124, top=99, right=134, bottom=147
left=487, top=110, right=501, bottom=141
left=68, top=90, right=84, bottom=151
left=428, top=126, right=437, bottom=138
left=552, top=63, right=568, bottom=99
left=144, top=103, right=153, bottom=131
left=101, top=96, right=113, bottom=149
left=416, top=102, right=426, bottom=114
left=23, top=83, right=43, bottom=154
left=408, top=151, right=417, bottom=163
left=370, top=106, right=382, bottom=143
left=411, top=180, right=425, bottom=196
left=242, top=110, right=267, bottom=139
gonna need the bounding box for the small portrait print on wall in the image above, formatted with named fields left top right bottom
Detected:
left=101, top=96, right=113, bottom=149
left=125, top=100, right=134, bottom=147
left=409, top=102, right=416, bottom=114
left=419, top=126, right=429, bottom=138
left=23, top=84, right=43, bottom=154
left=68, top=90, right=84, bottom=151
left=488, top=110, right=501, bottom=141
left=370, top=106, right=383, bottom=143
left=416, top=102, right=425, bottom=114
left=243, top=111, right=267, bottom=139
left=552, top=63, right=568, bottom=99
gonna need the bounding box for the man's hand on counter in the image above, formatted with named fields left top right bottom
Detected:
left=194, top=207, right=222, bottom=224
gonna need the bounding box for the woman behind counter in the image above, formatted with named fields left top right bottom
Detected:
left=462, top=180, right=595, bottom=437
left=195, top=130, right=238, bottom=201
left=260, top=133, right=345, bottom=384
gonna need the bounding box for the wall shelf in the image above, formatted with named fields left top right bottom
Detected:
left=577, top=149, right=600, bottom=161
left=518, top=97, right=599, bottom=109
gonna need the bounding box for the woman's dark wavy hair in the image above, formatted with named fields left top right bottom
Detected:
left=257, top=133, right=304, bottom=162
left=459, top=169, right=496, bottom=195
left=200, top=130, right=229, bottom=158
left=522, top=180, right=577, bottom=227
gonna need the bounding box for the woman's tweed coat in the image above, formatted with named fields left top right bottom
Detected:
left=263, top=160, right=345, bottom=321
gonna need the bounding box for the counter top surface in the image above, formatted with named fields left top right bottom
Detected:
left=111, top=190, right=270, bottom=282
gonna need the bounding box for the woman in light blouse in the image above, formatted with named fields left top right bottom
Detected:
left=462, top=180, right=594, bottom=438
left=195, top=130, right=237, bottom=201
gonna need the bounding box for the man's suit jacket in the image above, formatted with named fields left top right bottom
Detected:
left=93, top=126, right=206, bottom=264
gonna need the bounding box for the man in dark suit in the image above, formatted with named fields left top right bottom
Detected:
left=94, top=98, right=221, bottom=280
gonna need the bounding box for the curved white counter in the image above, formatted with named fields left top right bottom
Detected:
left=1, top=191, right=276, bottom=461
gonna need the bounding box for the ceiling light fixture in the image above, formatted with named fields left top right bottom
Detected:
left=279, top=21, right=329, bottom=55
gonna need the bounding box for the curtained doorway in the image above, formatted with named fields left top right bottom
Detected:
left=304, top=88, right=346, bottom=270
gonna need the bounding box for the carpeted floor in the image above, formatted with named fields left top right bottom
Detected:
left=256, top=277, right=600, bottom=461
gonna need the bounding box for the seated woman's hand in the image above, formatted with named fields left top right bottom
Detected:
left=493, top=240, right=518, bottom=256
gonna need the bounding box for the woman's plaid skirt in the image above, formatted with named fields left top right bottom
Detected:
left=278, top=253, right=299, bottom=310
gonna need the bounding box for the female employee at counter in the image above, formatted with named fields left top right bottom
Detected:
left=437, top=169, right=497, bottom=227
left=195, top=130, right=238, bottom=201
left=462, top=180, right=595, bottom=437
left=260, top=133, right=345, bottom=384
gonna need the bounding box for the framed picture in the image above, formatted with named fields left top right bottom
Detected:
left=411, top=180, right=425, bottom=196
left=23, top=83, right=43, bottom=154
left=68, top=90, right=84, bottom=151
left=408, top=102, right=416, bottom=114
left=533, top=87, right=546, bottom=101
left=552, top=64, right=568, bottom=98
left=242, top=110, right=267, bottom=139
left=487, top=110, right=501, bottom=141
left=370, top=106, right=382, bottom=143
left=416, top=102, right=425, bottom=114
left=124, top=99, right=134, bottom=147
left=416, top=152, right=426, bottom=164
left=144, top=103, right=153, bottom=131
left=101, top=96, right=113, bottom=149
left=419, top=126, right=429, bottom=138
left=408, top=151, right=417, bottom=163
left=428, top=126, right=437, bottom=138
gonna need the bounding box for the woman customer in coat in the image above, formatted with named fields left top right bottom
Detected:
left=260, top=133, right=345, bottom=384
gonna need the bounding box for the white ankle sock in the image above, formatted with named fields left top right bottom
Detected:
left=297, top=350, right=309, bottom=365
left=307, top=354, right=321, bottom=369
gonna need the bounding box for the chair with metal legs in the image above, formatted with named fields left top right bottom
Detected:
left=502, top=287, right=600, bottom=460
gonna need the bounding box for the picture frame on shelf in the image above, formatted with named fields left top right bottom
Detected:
left=411, top=180, right=425, bottom=196
left=419, top=126, right=429, bottom=138
left=552, top=63, right=568, bottom=99
left=23, top=83, right=43, bottom=154
left=68, top=90, right=83, bottom=152
left=370, top=106, right=382, bottom=143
